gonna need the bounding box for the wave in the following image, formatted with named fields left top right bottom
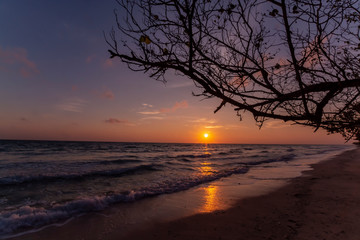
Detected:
left=176, top=153, right=211, bottom=158
left=179, top=158, right=193, bottom=162
left=96, top=158, right=143, bottom=165
left=0, top=166, right=248, bottom=238
left=245, top=154, right=296, bottom=166
left=304, top=149, right=332, bottom=156
left=227, top=149, right=243, bottom=154
left=2, top=157, right=143, bottom=171
left=217, top=152, right=229, bottom=155
left=0, top=164, right=160, bottom=186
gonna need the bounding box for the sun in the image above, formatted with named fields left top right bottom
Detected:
left=204, top=133, right=209, bottom=138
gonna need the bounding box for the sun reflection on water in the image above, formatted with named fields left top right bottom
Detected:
left=198, top=160, right=222, bottom=212
left=197, top=144, right=222, bottom=212
left=199, top=162, right=215, bottom=176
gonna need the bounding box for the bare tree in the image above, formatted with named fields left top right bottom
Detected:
left=106, top=0, right=360, bottom=141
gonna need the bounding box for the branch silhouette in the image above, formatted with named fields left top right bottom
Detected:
left=106, top=0, right=360, bottom=141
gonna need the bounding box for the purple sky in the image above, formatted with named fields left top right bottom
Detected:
left=0, top=0, right=349, bottom=144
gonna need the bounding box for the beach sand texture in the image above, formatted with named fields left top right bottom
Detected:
left=125, top=147, right=360, bottom=240
left=10, top=147, right=360, bottom=240
left=124, top=147, right=360, bottom=240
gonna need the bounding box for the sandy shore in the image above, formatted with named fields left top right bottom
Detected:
left=123, top=147, right=360, bottom=240
left=9, top=147, right=359, bottom=240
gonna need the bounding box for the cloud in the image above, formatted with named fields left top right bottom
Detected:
left=86, top=55, right=96, bottom=63
left=93, top=88, right=115, bottom=100
left=142, top=103, right=153, bottom=108
left=167, top=82, right=194, bottom=88
left=224, top=124, right=247, bottom=130
left=205, top=125, right=224, bottom=129
left=19, top=117, right=29, bottom=122
left=57, top=98, right=86, bottom=113
left=137, top=100, right=188, bottom=116
left=264, top=120, right=289, bottom=129
left=71, top=85, right=78, bottom=91
left=138, top=111, right=161, bottom=115
left=188, top=118, right=225, bottom=129
left=189, top=118, right=217, bottom=124
left=103, top=59, right=113, bottom=68
left=105, top=118, right=127, bottom=124
left=0, top=46, right=39, bottom=77
left=141, top=116, right=164, bottom=120
left=104, top=118, right=135, bottom=126
left=159, top=100, right=188, bottom=113
left=101, top=90, right=114, bottom=99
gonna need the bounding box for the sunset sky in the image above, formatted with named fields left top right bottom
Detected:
left=0, top=0, right=349, bottom=144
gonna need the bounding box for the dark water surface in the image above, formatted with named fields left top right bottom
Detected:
left=0, top=140, right=351, bottom=237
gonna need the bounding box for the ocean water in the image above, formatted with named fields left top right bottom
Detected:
left=0, top=140, right=352, bottom=238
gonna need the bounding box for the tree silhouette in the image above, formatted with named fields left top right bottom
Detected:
left=106, top=0, right=360, bottom=141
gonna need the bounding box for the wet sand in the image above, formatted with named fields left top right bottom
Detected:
left=124, top=147, right=360, bottom=240
left=9, top=147, right=360, bottom=240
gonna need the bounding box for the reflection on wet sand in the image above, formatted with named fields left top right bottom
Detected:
left=201, top=184, right=219, bottom=212
left=198, top=161, right=221, bottom=212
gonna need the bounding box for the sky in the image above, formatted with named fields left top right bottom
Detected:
left=0, top=0, right=350, bottom=144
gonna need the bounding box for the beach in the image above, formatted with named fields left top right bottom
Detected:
left=123, top=147, right=360, bottom=240
left=5, top=146, right=358, bottom=240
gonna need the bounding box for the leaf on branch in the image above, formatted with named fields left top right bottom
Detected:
left=292, top=6, right=299, bottom=14
left=140, top=35, right=152, bottom=45
left=163, top=48, right=169, bottom=55
left=269, top=9, right=279, bottom=17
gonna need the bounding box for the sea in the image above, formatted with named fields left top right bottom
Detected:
left=0, top=140, right=353, bottom=238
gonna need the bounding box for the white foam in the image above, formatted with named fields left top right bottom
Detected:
left=0, top=167, right=249, bottom=237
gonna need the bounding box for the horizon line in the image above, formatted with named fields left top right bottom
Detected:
left=0, top=138, right=348, bottom=145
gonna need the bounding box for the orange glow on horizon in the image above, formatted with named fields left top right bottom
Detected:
left=198, top=131, right=213, bottom=143
left=0, top=112, right=348, bottom=145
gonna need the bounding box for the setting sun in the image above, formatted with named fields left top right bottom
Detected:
left=204, top=133, right=209, bottom=138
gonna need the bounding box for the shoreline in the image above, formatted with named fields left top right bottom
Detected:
left=7, top=147, right=357, bottom=240
left=123, top=147, right=360, bottom=240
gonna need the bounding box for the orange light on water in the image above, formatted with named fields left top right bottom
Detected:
left=199, top=162, right=214, bottom=176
